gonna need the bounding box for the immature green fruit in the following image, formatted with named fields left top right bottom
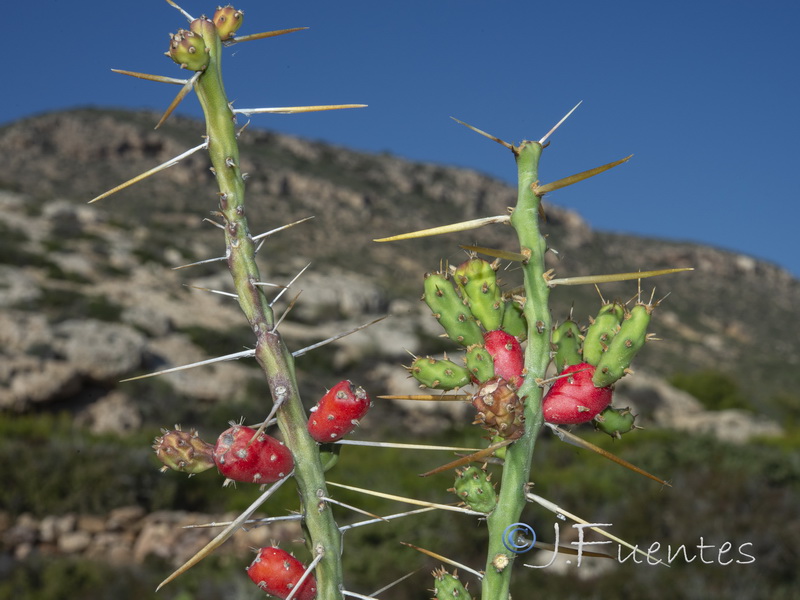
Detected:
left=594, top=406, right=638, bottom=439
left=583, top=302, right=625, bottom=366
left=472, top=377, right=525, bottom=440
left=450, top=465, right=498, bottom=514
left=432, top=567, right=473, bottom=600
left=167, top=28, right=209, bottom=71
left=453, top=258, right=504, bottom=331
left=422, top=272, right=483, bottom=347
left=213, top=5, right=244, bottom=40
left=153, top=426, right=215, bottom=475
left=408, top=356, right=471, bottom=390
left=592, top=303, right=652, bottom=387
left=501, top=297, right=527, bottom=340
left=465, top=345, right=495, bottom=384
left=552, top=319, right=583, bottom=370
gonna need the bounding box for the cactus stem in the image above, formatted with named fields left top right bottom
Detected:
left=545, top=423, right=671, bottom=486
left=234, top=104, right=367, bottom=116
left=532, top=155, right=633, bottom=195
left=374, top=215, right=511, bottom=242
left=450, top=117, right=515, bottom=151
left=89, top=140, right=208, bottom=203
left=401, top=542, right=484, bottom=579
left=334, top=440, right=483, bottom=452
left=110, top=69, right=188, bottom=85
left=538, top=100, right=583, bottom=145
left=525, top=490, right=669, bottom=567
left=252, top=216, right=316, bottom=241
left=548, top=267, right=694, bottom=287
left=326, top=482, right=485, bottom=516
left=340, top=507, right=437, bottom=533
left=377, top=394, right=471, bottom=402
left=156, top=472, right=294, bottom=591
left=229, top=27, right=309, bottom=44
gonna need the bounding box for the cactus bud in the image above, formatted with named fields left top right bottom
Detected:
left=153, top=426, right=215, bottom=475
left=453, top=258, right=505, bottom=331
left=408, top=355, right=471, bottom=390
left=542, top=363, right=613, bottom=425
left=551, top=319, right=583, bottom=370
left=594, top=406, right=639, bottom=439
left=592, top=303, right=652, bottom=387
left=213, top=5, right=244, bottom=40
left=422, top=272, right=483, bottom=347
left=472, top=377, right=525, bottom=439
left=450, top=465, right=497, bottom=514
left=167, top=28, right=210, bottom=71
left=465, top=345, right=495, bottom=384
left=432, top=567, right=473, bottom=600
left=582, top=301, right=625, bottom=366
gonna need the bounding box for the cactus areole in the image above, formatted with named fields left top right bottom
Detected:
left=542, top=363, right=613, bottom=424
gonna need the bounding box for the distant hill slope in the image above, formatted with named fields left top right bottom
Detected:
left=1, top=107, right=798, bottom=414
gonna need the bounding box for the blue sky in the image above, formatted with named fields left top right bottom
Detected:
left=4, top=1, right=799, bottom=276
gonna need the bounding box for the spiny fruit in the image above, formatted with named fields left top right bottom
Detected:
left=453, top=257, right=504, bottom=331
left=153, top=425, right=215, bottom=475
left=407, top=355, right=471, bottom=391
left=422, top=271, right=484, bottom=347
left=213, top=424, right=294, bottom=485
left=483, top=329, right=524, bottom=387
left=247, top=546, right=317, bottom=600
left=450, top=465, right=497, bottom=514
left=307, top=380, right=372, bottom=442
left=542, top=362, right=613, bottom=425
left=167, top=28, right=209, bottom=71
left=213, top=5, right=244, bottom=40
left=592, top=302, right=652, bottom=387
left=594, top=405, right=639, bottom=439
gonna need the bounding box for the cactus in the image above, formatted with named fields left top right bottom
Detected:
left=91, top=5, right=692, bottom=598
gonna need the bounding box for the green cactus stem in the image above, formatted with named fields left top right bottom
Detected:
left=408, top=355, right=471, bottom=390
left=453, top=257, right=505, bottom=331
left=582, top=301, right=625, bottom=366
left=432, top=567, right=473, bottom=600
left=422, top=272, right=484, bottom=347
left=551, top=318, right=583, bottom=370
left=465, top=345, right=495, bottom=384
left=483, top=140, right=549, bottom=600
left=450, top=465, right=498, bottom=514
left=188, top=16, right=342, bottom=597
left=500, top=297, right=527, bottom=340
left=594, top=406, right=639, bottom=439
left=592, top=302, right=652, bottom=387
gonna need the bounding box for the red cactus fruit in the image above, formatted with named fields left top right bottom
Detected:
left=213, top=424, right=294, bottom=485
left=307, top=380, right=372, bottom=443
left=483, top=329, right=524, bottom=387
left=542, top=362, right=613, bottom=424
left=247, top=546, right=317, bottom=600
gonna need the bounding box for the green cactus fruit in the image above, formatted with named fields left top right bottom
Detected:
left=582, top=301, right=625, bottom=366
left=465, top=345, right=495, bottom=384
left=432, top=567, right=473, bottom=600
left=422, top=272, right=484, bottom=347
left=408, top=356, right=471, bottom=390
left=594, top=406, right=639, bottom=439
left=167, top=28, right=209, bottom=71
left=552, top=319, right=583, bottom=370
left=592, top=303, right=652, bottom=387
left=213, top=5, right=244, bottom=40
left=153, top=426, right=215, bottom=475
left=450, top=465, right=498, bottom=514
left=453, top=258, right=505, bottom=331
left=501, top=297, right=527, bottom=341
left=472, top=377, right=525, bottom=440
